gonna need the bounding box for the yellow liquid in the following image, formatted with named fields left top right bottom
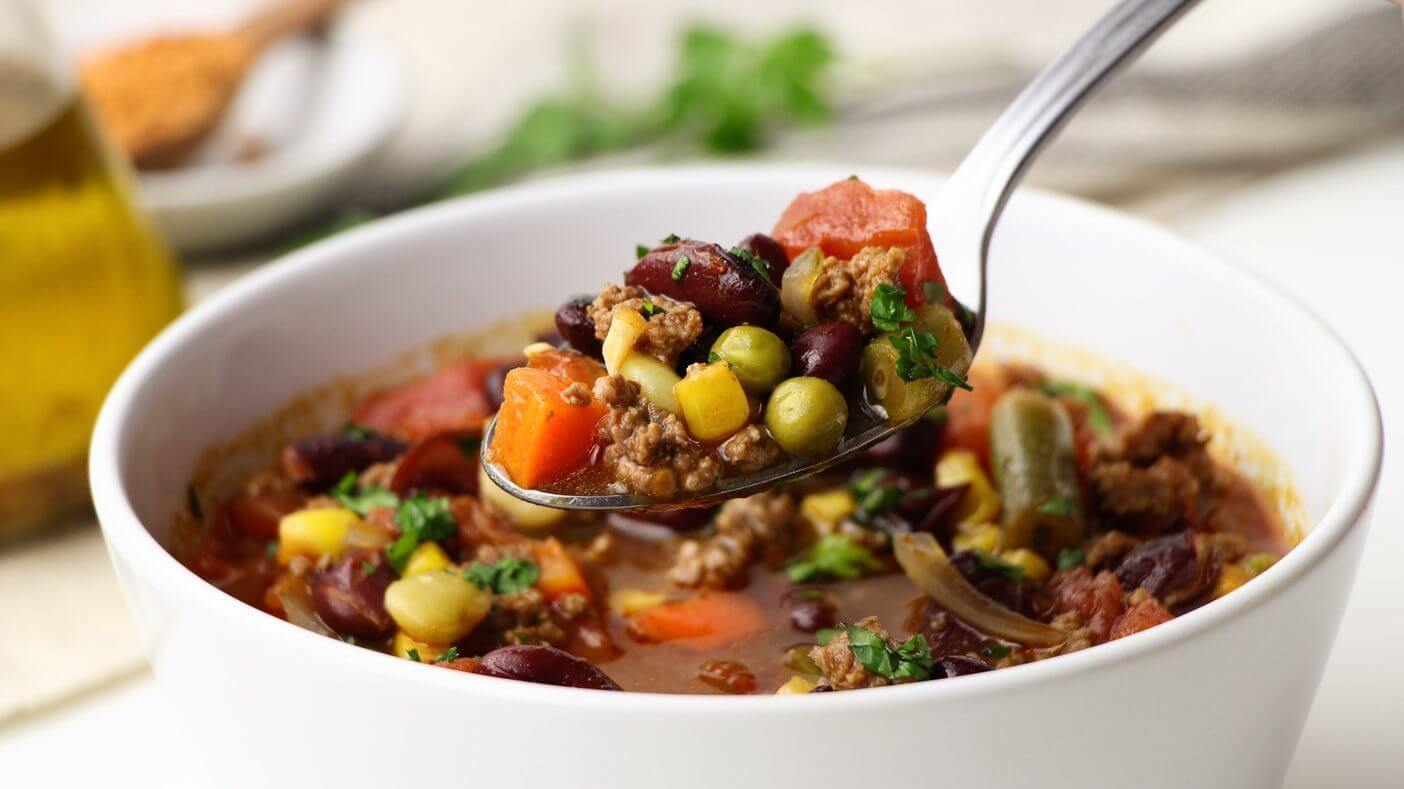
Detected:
left=0, top=96, right=182, bottom=535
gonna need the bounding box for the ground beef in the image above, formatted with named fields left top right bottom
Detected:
left=593, top=375, right=721, bottom=498
left=1088, top=412, right=1221, bottom=534
left=808, top=616, right=900, bottom=690
left=587, top=284, right=703, bottom=366
left=669, top=491, right=797, bottom=589
left=1083, top=530, right=1141, bottom=570
left=561, top=382, right=591, bottom=406
left=718, top=425, right=784, bottom=473
left=811, top=246, right=904, bottom=330
left=488, top=587, right=567, bottom=647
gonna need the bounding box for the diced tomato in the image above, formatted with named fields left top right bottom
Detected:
left=490, top=367, right=605, bottom=489
left=941, top=368, right=1004, bottom=468
left=1046, top=567, right=1126, bottom=642
left=353, top=359, right=501, bottom=440
left=626, top=593, right=766, bottom=649
left=534, top=538, right=592, bottom=601
left=772, top=178, right=948, bottom=308
left=389, top=432, right=478, bottom=495
left=224, top=489, right=305, bottom=540
left=1110, top=597, right=1174, bottom=640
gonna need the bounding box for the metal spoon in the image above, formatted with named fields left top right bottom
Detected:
left=482, top=0, right=1201, bottom=511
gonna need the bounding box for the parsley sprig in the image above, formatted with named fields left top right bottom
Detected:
left=870, top=283, right=916, bottom=332
left=870, top=284, right=972, bottom=389
left=331, top=471, right=400, bottom=517
left=728, top=246, right=771, bottom=280
left=463, top=557, right=541, bottom=595
left=971, top=550, right=1025, bottom=582
left=387, top=494, right=457, bottom=573
left=839, top=625, right=933, bottom=682
left=785, top=534, right=881, bottom=583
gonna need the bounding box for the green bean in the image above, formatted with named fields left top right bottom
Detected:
left=988, top=389, right=1084, bottom=555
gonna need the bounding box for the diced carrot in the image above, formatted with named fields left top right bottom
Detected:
left=534, top=538, right=592, bottom=601
left=941, top=368, right=1004, bottom=468
left=353, top=359, right=503, bottom=439
left=773, top=178, right=948, bottom=308
left=626, top=593, right=766, bottom=648
left=528, top=348, right=606, bottom=386
left=490, top=367, right=606, bottom=489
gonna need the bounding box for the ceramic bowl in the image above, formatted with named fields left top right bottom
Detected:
left=90, top=165, right=1381, bottom=788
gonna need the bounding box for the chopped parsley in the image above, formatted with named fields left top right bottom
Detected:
left=330, top=471, right=400, bottom=517
left=264, top=540, right=278, bottom=558
left=921, top=279, right=946, bottom=305
left=435, top=646, right=461, bottom=664
left=848, top=468, right=886, bottom=497
left=889, top=325, right=971, bottom=389
left=671, top=254, right=691, bottom=281
left=1036, top=496, right=1076, bottom=517
left=639, top=299, right=661, bottom=318
left=1057, top=547, right=1085, bottom=570
left=981, top=642, right=1013, bottom=659
left=842, top=625, right=933, bottom=682
left=728, top=246, right=770, bottom=280
left=855, top=486, right=901, bottom=520
left=341, top=421, right=377, bottom=441
left=785, top=534, right=881, bottom=583
left=636, top=243, right=650, bottom=260
left=1041, top=380, right=1114, bottom=437
left=661, top=233, right=681, bottom=244
left=870, top=283, right=916, bottom=332
left=463, top=556, right=541, bottom=595
left=185, top=484, right=203, bottom=521
left=360, top=560, right=377, bottom=576
left=971, top=550, right=1024, bottom=582
left=406, top=648, right=422, bottom=663
left=387, top=494, right=456, bottom=573
left=707, top=351, right=722, bottom=364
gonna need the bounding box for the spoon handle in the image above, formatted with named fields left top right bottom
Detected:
left=930, top=0, right=1201, bottom=349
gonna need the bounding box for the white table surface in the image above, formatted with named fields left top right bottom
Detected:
left=3, top=143, right=1401, bottom=786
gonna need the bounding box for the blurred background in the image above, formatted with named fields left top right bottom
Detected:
left=1, top=0, right=1401, bottom=785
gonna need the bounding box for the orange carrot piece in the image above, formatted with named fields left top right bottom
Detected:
left=535, top=538, right=592, bottom=601
left=528, top=348, right=606, bottom=386
left=490, top=367, right=605, bottom=489
left=627, top=593, right=766, bottom=648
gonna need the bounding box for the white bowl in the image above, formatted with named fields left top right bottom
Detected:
left=90, top=165, right=1381, bottom=789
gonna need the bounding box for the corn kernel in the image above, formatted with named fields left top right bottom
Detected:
left=800, top=489, right=857, bottom=534
left=936, top=449, right=1000, bottom=527
left=1242, top=552, right=1278, bottom=577
left=392, top=630, right=447, bottom=662
left=674, top=362, right=750, bottom=441
left=1214, top=563, right=1250, bottom=599
left=277, top=507, right=359, bottom=563
left=775, top=675, right=817, bottom=695
left=609, top=589, right=668, bottom=616
left=1000, top=548, right=1052, bottom=583
left=952, top=523, right=1004, bottom=555
left=403, top=542, right=453, bottom=576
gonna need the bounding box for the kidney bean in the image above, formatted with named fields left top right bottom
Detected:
left=783, top=589, right=836, bottom=633
left=1114, top=533, right=1199, bottom=599
left=390, top=432, right=478, bottom=496
left=554, top=296, right=602, bottom=358
left=281, top=433, right=407, bottom=489
left=950, top=549, right=1033, bottom=615
left=627, top=240, right=780, bottom=327
left=734, top=232, right=789, bottom=286
left=476, top=644, right=621, bottom=690
left=790, top=322, right=861, bottom=386
left=862, top=418, right=942, bottom=471
left=698, top=659, right=756, bottom=694
left=483, top=357, right=524, bottom=411
left=311, top=551, right=396, bottom=639
left=936, top=655, right=993, bottom=678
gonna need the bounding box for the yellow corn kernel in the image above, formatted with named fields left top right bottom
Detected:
left=775, top=675, right=817, bottom=695
left=609, top=588, right=668, bottom=616
left=800, top=489, right=857, bottom=534
left=674, top=362, right=750, bottom=441
left=1000, top=548, right=1051, bottom=583
left=478, top=465, right=567, bottom=531
left=602, top=308, right=648, bottom=374
left=392, top=630, right=448, bottom=662
left=936, top=449, right=1000, bottom=528
left=277, top=507, right=359, bottom=563
left=1214, top=563, right=1251, bottom=599
left=403, top=542, right=453, bottom=577
left=1242, top=552, right=1278, bottom=577
left=952, top=522, right=1004, bottom=555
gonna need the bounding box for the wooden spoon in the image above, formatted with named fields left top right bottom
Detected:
left=81, top=0, right=346, bottom=169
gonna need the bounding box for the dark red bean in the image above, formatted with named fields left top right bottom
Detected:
left=554, top=296, right=602, bottom=358
left=950, top=549, right=1033, bottom=615
left=734, top=233, right=789, bottom=286
left=627, top=240, right=780, bottom=327
left=616, top=506, right=717, bottom=532
left=476, top=644, right=621, bottom=690
left=1114, top=533, right=1199, bottom=598
left=783, top=589, right=836, bottom=633
left=936, top=655, right=993, bottom=678
left=698, top=659, right=756, bottom=694
left=311, top=552, right=395, bottom=639
left=809, top=684, right=835, bottom=693
left=281, top=433, right=407, bottom=489
left=225, top=490, right=305, bottom=540
left=483, top=357, right=523, bottom=411
left=790, top=322, right=862, bottom=386
left=862, top=418, right=942, bottom=471
left=389, top=432, right=478, bottom=496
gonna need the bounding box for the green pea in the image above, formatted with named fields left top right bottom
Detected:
left=710, top=325, right=791, bottom=395
left=764, top=377, right=848, bottom=456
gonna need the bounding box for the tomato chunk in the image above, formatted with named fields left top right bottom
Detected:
left=353, top=360, right=500, bottom=439
left=490, top=367, right=605, bottom=489
left=941, top=368, right=1004, bottom=468
left=772, top=178, right=947, bottom=308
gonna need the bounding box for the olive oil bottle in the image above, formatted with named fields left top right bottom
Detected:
left=0, top=20, right=182, bottom=539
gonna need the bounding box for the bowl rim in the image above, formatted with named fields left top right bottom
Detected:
left=90, top=163, right=1383, bottom=715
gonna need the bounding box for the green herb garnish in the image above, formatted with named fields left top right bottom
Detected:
left=672, top=255, right=691, bottom=281
left=842, top=625, right=933, bottom=682
left=981, top=642, right=1013, bottom=659
left=856, top=486, right=901, bottom=519
left=341, top=422, right=376, bottom=441
left=1036, top=496, right=1076, bottom=517
left=463, top=556, right=541, bottom=595
left=1057, top=547, right=1085, bottom=570
left=707, top=351, right=722, bottom=364
left=331, top=471, right=400, bottom=517
left=264, top=540, right=278, bottom=558
left=387, top=494, right=456, bottom=573
left=435, top=646, right=461, bottom=664
left=662, top=233, right=681, bottom=244
left=406, top=649, right=422, bottom=663
left=636, top=243, right=650, bottom=260
left=848, top=468, right=887, bottom=497
left=971, top=550, right=1024, bottom=582
left=639, top=299, right=661, bottom=318
left=728, top=246, right=770, bottom=280
left=888, top=325, right=972, bottom=389
left=870, top=283, right=916, bottom=332
left=1040, top=380, right=1114, bottom=437
left=785, top=534, right=882, bottom=583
